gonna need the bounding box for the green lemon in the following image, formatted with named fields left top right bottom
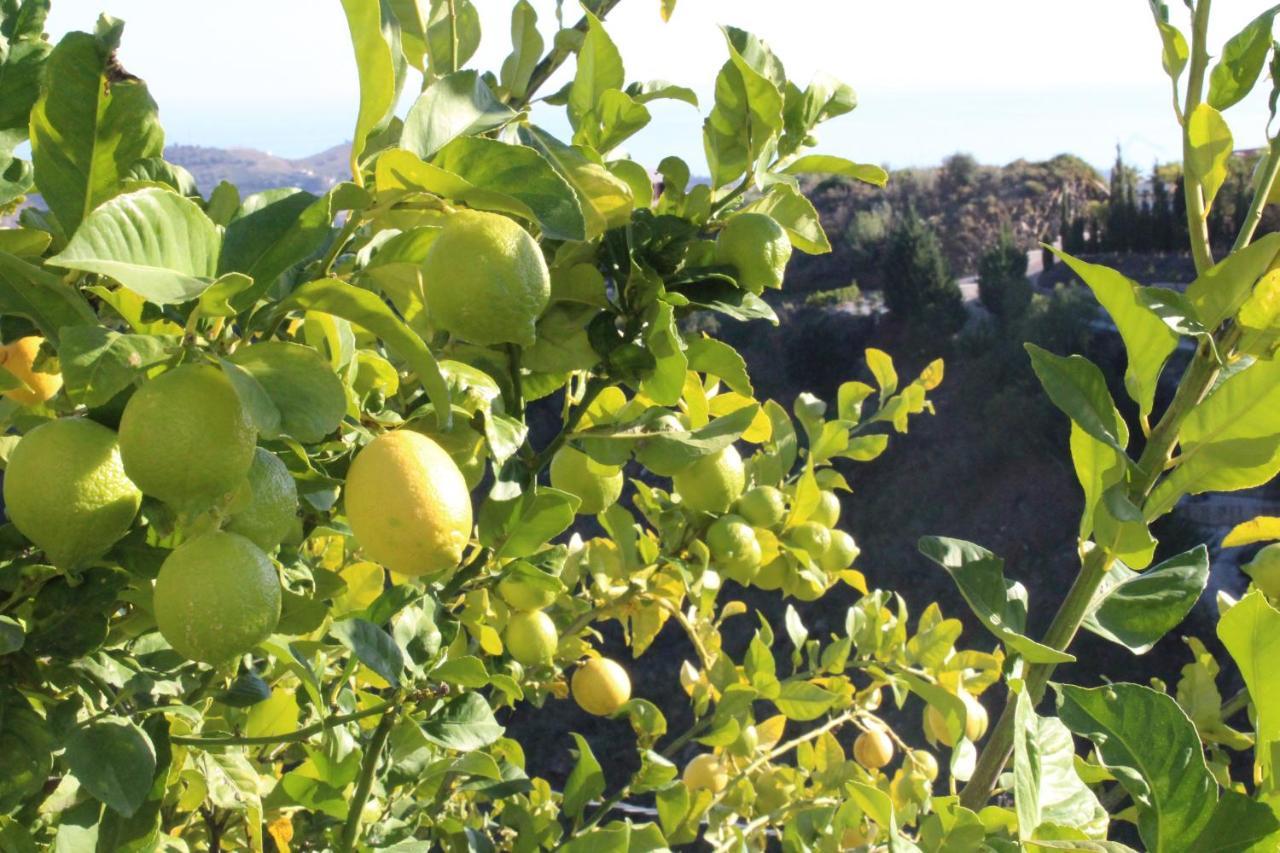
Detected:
left=0, top=703, right=54, bottom=813
left=753, top=556, right=789, bottom=591
left=504, top=609, right=558, bottom=666
left=497, top=567, right=559, bottom=611
left=715, top=213, right=792, bottom=293
left=786, top=521, right=832, bottom=560
left=3, top=418, right=141, bottom=569
left=707, top=514, right=763, bottom=583
left=153, top=531, right=281, bottom=664
left=820, top=529, right=860, bottom=572
left=910, top=749, right=940, bottom=781
left=810, top=490, right=841, bottom=527
left=118, top=364, right=256, bottom=513
left=422, top=210, right=551, bottom=347
left=550, top=446, right=624, bottom=515
left=634, top=413, right=692, bottom=476
left=1244, top=543, right=1280, bottom=598
left=736, top=485, right=787, bottom=529
left=672, top=445, right=745, bottom=513
left=225, top=448, right=298, bottom=552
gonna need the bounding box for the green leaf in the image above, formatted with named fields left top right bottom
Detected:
left=0, top=229, right=49, bottom=258
left=518, top=124, right=631, bottom=239
left=0, top=250, right=97, bottom=343
left=702, top=28, right=784, bottom=188
left=1185, top=789, right=1280, bottom=853
left=0, top=2, right=50, bottom=137
left=1185, top=232, right=1280, bottom=331
left=1218, top=591, right=1280, bottom=784
left=782, top=154, right=887, bottom=187
left=47, top=187, right=221, bottom=304
left=340, top=0, right=405, bottom=180
left=1048, top=248, right=1178, bottom=417
left=1207, top=6, right=1280, bottom=111
left=29, top=23, right=164, bottom=234
left=64, top=717, right=156, bottom=817
left=1013, top=690, right=1108, bottom=842
left=478, top=486, right=579, bottom=560
left=402, top=70, right=516, bottom=159
left=627, top=79, right=698, bottom=107
left=499, top=0, right=542, bottom=101
left=1186, top=103, right=1233, bottom=210
left=563, top=733, right=605, bottom=820
left=280, top=278, right=451, bottom=430
left=330, top=618, right=404, bottom=687
left=1056, top=683, right=1215, bottom=852
left=1091, top=485, right=1158, bottom=569
left=57, top=325, right=174, bottom=407
left=1070, top=422, right=1128, bottom=541
left=568, top=11, right=625, bottom=136
left=685, top=335, right=752, bottom=396
left=1152, top=17, right=1189, bottom=82
left=424, top=0, right=480, bottom=75
left=1025, top=344, right=1128, bottom=457
left=1082, top=546, right=1208, bottom=654
left=227, top=342, right=346, bottom=443
left=218, top=357, right=282, bottom=437
left=421, top=692, right=504, bottom=751
left=1145, top=358, right=1280, bottom=518
left=774, top=680, right=837, bottom=721
left=640, top=302, right=685, bottom=406
left=739, top=182, right=831, bottom=255
left=917, top=536, right=1075, bottom=664
left=0, top=615, right=22, bottom=655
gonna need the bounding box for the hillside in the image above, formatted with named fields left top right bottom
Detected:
left=166, top=143, right=350, bottom=195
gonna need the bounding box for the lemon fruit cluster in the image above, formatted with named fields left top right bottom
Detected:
left=152, top=531, right=282, bottom=664
left=714, top=212, right=792, bottom=293
left=422, top=210, right=551, bottom=347
left=497, top=566, right=561, bottom=667
left=672, top=445, right=745, bottom=513
left=345, top=430, right=473, bottom=578
left=3, top=418, right=141, bottom=569
left=0, top=336, right=62, bottom=406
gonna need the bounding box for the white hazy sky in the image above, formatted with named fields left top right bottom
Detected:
left=42, top=1, right=1280, bottom=171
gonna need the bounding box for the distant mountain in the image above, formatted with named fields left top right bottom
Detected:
left=166, top=143, right=351, bottom=196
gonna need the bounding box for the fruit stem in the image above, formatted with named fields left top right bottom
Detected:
left=337, top=703, right=399, bottom=853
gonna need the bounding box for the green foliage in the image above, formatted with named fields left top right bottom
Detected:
left=977, top=230, right=1031, bottom=319
left=881, top=207, right=966, bottom=331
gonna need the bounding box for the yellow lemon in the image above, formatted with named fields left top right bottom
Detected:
left=571, top=657, right=632, bottom=716
left=682, top=753, right=729, bottom=793
left=344, top=430, right=472, bottom=578
left=422, top=210, right=550, bottom=347
left=3, top=418, right=141, bottom=569
left=153, top=531, right=281, bottom=664
left=118, top=364, right=256, bottom=513
left=0, top=336, right=61, bottom=406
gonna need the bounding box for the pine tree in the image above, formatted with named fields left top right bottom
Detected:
left=881, top=208, right=965, bottom=331
left=978, top=229, right=1032, bottom=319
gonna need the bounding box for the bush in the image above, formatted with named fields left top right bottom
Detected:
left=803, top=281, right=862, bottom=306
left=881, top=207, right=966, bottom=331
left=977, top=230, right=1031, bottom=318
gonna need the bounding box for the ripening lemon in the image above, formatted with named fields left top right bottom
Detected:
left=923, top=704, right=954, bottom=747
left=225, top=449, right=298, bottom=552
left=853, top=728, right=895, bottom=769
left=571, top=657, right=632, bottom=716
left=736, top=485, right=787, bottom=529
left=714, top=212, right=792, bottom=293
left=810, top=489, right=841, bottom=527
left=549, top=446, right=624, bottom=516
left=707, top=514, right=763, bottom=583
left=753, top=556, right=789, bottom=591
left=682, top=753, right=729, bottom=793
left=0, top=336, right=62, bottom=406
left=909, top=749, right=939, bottom=782
left=963, top=693, right=989, bottom=741
left=118, top=364, right=256, bottom=513
left=785, top=521, right=831, bottom=561
left=3, top=418, right=141, bottom=569
left=344, top=430, right=472, bottom=578
left=504, top=610, right=558, bottom=666
left=497, top=569, right=559, bottom=612
left=422, top=210, right=551, bottom=347
left=820, top=529, right=860, bottom=572
left=153, top=531, right=281, bottom=664
left=1244, top=543, right=1280, bottom=598
left=672, top=445, right=745, bottom=513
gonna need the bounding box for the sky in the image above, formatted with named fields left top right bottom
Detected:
left=40, top=0, right=1280, bottom=173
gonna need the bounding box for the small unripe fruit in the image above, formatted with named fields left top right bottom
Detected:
left=909, top=749, right=939, bottom=781
left=497, top=570, right=558, bottom=611
left=707, top=514, right=763, bottom=583
left=1244, top=543, right=1280, bottom=598
left=924, top=704, right=955, bottom=747
left=819, top=529, right=860, bottom=573
left=785, top=521, right=831, bottom=560
left=811, top=489, right=841, bottom=527
left=682, top=753, right=729, bottom=792
left=736, top=486, right=787, bottom=529
left=504, top=610, right=558, bottom=666
left=853, top=728, right=894, bottom=769
left=964, top=693, right=989, bottom=742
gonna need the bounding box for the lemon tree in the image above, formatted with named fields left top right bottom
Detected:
left=1, top=0, right=1280, bottom=850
